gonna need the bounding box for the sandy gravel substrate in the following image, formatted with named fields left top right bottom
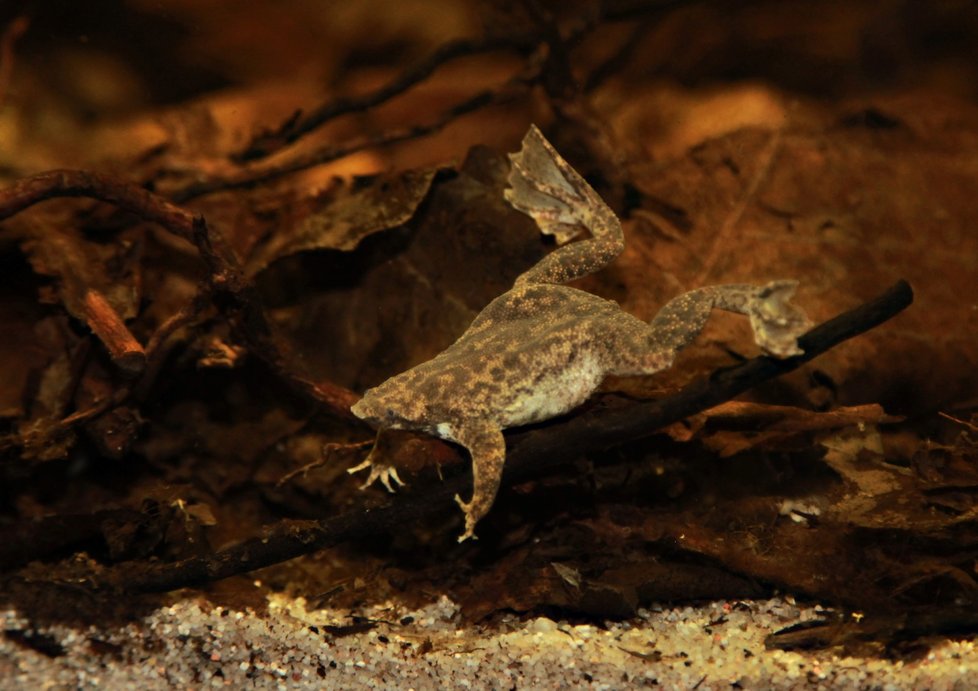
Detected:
left=2, top=595, right=977, bottom=689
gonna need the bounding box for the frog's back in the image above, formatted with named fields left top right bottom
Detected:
left=464, top=283, right=619, bottom=335
left=390, top=285, right=627, bottom=426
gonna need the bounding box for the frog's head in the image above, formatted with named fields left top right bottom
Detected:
left=351, top=380, right=429, bottom=432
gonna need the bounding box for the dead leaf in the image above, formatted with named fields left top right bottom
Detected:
left=246, top=167, right=438, bottom=274
left=263, top=145, right=546, bottom=390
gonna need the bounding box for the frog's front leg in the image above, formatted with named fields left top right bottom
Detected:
left=450, top=420, right=506, bottom=542
left=348, top=430, right=405, bottom=492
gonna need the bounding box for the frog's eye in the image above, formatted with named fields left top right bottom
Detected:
left=385, top=408, right=396, bottom=422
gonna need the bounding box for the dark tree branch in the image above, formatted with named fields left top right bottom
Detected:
left=229, top=0, right=683, bottom=164
left=171, top=61, right=543, bottom=203
left=0, top=170, right=197, bottom=239
left=766, top=605, right=978, bottom=653
left=235, top=34, right=539, bottom=162
left=232, top=0, right=699, bottom=162
left=162, top=5, right=691, bottom=203
left=112, top=280, right=913, bottom=594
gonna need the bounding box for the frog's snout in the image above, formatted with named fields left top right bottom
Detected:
left=351, top=391, right=400, bottom=427
left=351, top=394, right=381, bottom=422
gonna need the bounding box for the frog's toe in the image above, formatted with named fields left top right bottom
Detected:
left=453, top=494, right=479, bottom=542
left=348, top=460, right=405, bottom=492
left=748, top=281, right=812, bottom=358
left=378, top=466, right=404, bottom=492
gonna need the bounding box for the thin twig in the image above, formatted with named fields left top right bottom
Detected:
left=81, top=289, right=146, bottom=374
left=0, top=170, right=197, bottom=239
left=938, top=411, right=978, bottom=433
left=584, top=17, right=657, bottom=93
left=132, top=289, right=212, bottom=402
left=171, top=60, right=543, bottom=203
left=109, top=280, right=912, bottom=594
left=276, top=440, right=373, bottom=488
left=143, top=290, right=210, bottom=360
left=234, top=0, right=696, bottom=165
left=235, top=33, right=538, bottom=162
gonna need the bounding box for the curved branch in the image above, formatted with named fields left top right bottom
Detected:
left=0, top=170, right=196, bottom=238
left=235, top=33, right=538, bottom=162
left=172, top=61, right=541, bottom=203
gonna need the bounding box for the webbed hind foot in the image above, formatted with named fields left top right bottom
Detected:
left=505, top=125, right=624, bottom=286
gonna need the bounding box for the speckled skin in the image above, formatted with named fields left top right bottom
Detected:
left=352, top=125, right=811, bottom=541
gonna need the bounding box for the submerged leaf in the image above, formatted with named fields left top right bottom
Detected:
left=246, top=167, right=438, bottom=274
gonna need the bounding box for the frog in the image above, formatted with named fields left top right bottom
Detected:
left=350, top=125, right=811, bottom=542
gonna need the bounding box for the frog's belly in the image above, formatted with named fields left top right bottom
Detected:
left=497, top=352, right=605, bottom=428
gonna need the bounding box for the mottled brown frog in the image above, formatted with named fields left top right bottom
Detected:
left=351, top=125, right=811, bottom=541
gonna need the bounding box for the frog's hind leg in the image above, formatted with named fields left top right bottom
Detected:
left=647, top=281, right=811, bottom=359
left=505, top=125, right=624, bottom=286
left=608, top=281, right=812, bottom=377
left=451, top=420, right=506, bottom=542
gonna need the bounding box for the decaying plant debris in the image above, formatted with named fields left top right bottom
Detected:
left=1, top=0, right=977, bottom=658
